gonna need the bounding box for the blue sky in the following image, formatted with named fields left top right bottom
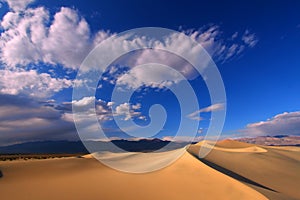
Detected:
left=0, top=0, right=299, bottom=146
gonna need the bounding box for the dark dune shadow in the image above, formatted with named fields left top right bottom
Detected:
left=0, top=170, right=3, bottom=178
left=191, top=154, right=277, bottom=192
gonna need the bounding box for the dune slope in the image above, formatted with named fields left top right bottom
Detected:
left=188, top=140, right=300, bottom=200
left=0, top=150, right=266, bottom=200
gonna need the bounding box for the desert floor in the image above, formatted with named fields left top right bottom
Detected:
left=1, top=140, right=299, bottom=200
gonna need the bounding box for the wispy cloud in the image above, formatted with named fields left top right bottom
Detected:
left=99, top=26, right=258, bottom=90
left=187, top=103, right=225, bottom=121
left=0, top=4, right=259, bottom=98
left=242, top=29, right=258, bottom=48
left=162, top=135, right=204, bottom=142
left=0, top=2, right=257, bottom=146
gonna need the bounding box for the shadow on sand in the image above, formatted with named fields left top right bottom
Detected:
left=193, top=156, right=277, bottom=192
left=0, top=170, right=3, bottom=178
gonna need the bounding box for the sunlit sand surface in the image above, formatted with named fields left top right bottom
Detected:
left=194, top=140, right=267, bottom=153
left=90, top=148, right=186, bottom=173
left=1, top=140, right=299, bottom=199
left=189, top=140, right=300, bottom=200
left=0, top=144, right=268, bottom=200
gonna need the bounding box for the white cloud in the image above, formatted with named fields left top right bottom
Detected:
left=1, top=0, right=35, bottom=11
left=0, top=6, right=110, bottom=69
left=71, top=97, right=143, bottom=122
left=0, top=7, right=50, bottom=67
left=243, top=111, right=300, bottom=136
left=187, top=115, right=204, bottom=121
left=70, top=96, right=114, bottom=122
left=185, top=26, right=257, bottom=61
left=162, top=135, right=203, bottom=142
left=242, top=30, right=258, bottom=48
left=114, top=102, right=142, bottom=121
left=1, top=8, right=257, bottom=70
left=0, top=6, right=259, bottom=102
left=187, top=103, right=224, bottom=121
left=98, top=26, right=258, bottom=91
left=198, top=103, right=225, bottom=112
left=116, top=64, right=184, bottom=90
left=41, top=7, right=94, bottom=69
left=224, top=44, right=239, bottom=60
left=231, top=32, right=238, bottom=40
left=72, top=96, right=95, bottom=107
left=107, top=101, right=114, bottom=107
left=132, top=103, right=141, bottom=110
left=198, top=128, right=204, bottom=134
left=0, top=69, right=72, bottom=98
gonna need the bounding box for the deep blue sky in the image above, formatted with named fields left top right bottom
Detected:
left=0, top=0, right=299, bottom=145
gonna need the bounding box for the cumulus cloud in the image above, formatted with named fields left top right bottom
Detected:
left=114, top=102, right=142, bottom=121
left=72, top=96, right=95, bottom=107
left=116, top=63, right=185, bottom=90
left=0, top=6, right=110, bottom=69
left=0, top=6, right=88, bottom=100
left=71, top=96, right=142, bottom=122
left=0, top=94, right=77, bottom=146
left=0, top=2, right=259, bottom=145
left=0, top=69, right=72, bottom=98
left=70, top=96, right=113, bottom=122
left=1, top=7, right=257, bottom=70
left=0, top=5, right=259, bottom=99
left=187, top=103, right=225, bottom=121
left=1, top=0, right=35, bottom=11
left=242, top=111, right=300, bottom=136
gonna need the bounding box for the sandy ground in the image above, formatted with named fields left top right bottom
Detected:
left=188, top=140, right=300, bottom=200
left=0, top=140, right=298, bottom=200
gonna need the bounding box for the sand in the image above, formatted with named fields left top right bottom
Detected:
left=0, top=148, right=267, bottom=200
left=90, top=148, right=186, bottom=173
left=188, top=140, right=300, bottom=200
left=194, top=140, right=267, bottom=153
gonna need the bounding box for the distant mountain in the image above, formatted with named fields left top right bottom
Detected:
left=0, top=141, right=88, bottom=154
left=0, top=139, right=188, bottom=154
left=236, top=135, right=300, bottom=146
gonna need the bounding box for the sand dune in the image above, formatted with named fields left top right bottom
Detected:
left=1, top=140, right=298, bottom=200
left=267, top=146, right=300, bottom=152
left=0, top=149, right=267, bottom=200
left=195, top=140, right=267, bottom=153
left=188, top=140, right=300, bottom=200
left=91, top=148, right=186, bottom=173
left=196, top=139, right=254, bottom=148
